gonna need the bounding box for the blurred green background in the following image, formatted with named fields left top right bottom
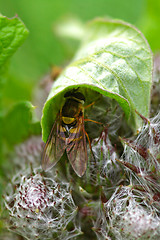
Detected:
left=0, top=0, right=160, bottom=108
left=0, top=0, right=160, bottom=231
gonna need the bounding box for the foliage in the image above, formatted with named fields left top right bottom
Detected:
left=0, top=15, right=29, bottom=156
left=0, top=0, right=160, bottom=239
left=0, top=15, right=28, bottom=67
left=3, top=101, right=40, bottom=146
left=41, top=18, right=152, bottom=142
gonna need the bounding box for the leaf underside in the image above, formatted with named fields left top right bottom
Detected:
left=41, top=18, right=152, bottom=142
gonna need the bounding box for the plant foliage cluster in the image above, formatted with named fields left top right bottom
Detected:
left=0, top=2, right=160, bottom=239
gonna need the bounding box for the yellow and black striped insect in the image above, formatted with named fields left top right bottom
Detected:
left=41, top=89, right=90, bottom=177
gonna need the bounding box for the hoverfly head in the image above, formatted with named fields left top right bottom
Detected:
left=64, top=89, right=85, bottom=103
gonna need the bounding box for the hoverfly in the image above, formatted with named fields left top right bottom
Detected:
left=41, top=89, right=90, bottom=177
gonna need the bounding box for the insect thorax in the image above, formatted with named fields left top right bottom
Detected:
left=60, top=97, right=83, bottom=137
left=61, top=98, right=83, bottom=119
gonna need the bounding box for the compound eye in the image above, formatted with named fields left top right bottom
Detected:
left=64, top=91, right=72, bottom=98
left=74, top=92, right=85, bottom=101
left=64, top=89, right=85, bottom=102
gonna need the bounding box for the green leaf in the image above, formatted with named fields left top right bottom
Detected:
left=3, top=101, right=41, bottom=146
left=41, top=18, right=152, bottom=142
left=0, top=15, right=28, bottom=68
left=0, top=15, right=28, bottom=155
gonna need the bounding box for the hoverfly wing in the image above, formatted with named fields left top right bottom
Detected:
left=66, top=117, right=88, bottom=177
left=41, top=115, right=66, bottom=171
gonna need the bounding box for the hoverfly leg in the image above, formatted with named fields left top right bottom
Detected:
left=84, top=118, right=103, bottom=125
left=84, top=130, right=96, bottom=162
